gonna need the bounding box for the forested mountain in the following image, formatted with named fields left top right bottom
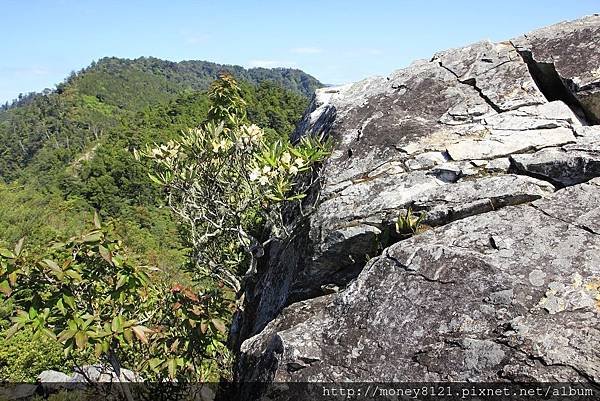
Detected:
left=0, top=57, right=320, bottom=287
left=0, top=57, right=320, bottom=178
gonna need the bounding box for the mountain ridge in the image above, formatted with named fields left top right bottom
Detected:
left=2, top=56, right=321, bottom=111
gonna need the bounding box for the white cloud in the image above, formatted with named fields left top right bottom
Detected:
left=366, top=48, right=383, bottom=55
left=247, top=60, right=298, bottom=68
left=28, top=67, right=51, bottom=76
left=290, top=47, right=323, bottom=54
left=343, top=48, right=384, bottom=56
left=185, top=34, right=210, bottom=45
left=0, top=66, right=51, bottom=77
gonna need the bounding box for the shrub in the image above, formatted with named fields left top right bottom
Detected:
left=136, top=73, right=330, bottom=292
left=0, top=216, right=231, bottom=382
left=0, top=326, right=68, bottom=382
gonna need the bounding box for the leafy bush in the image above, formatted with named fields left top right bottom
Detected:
left=136, top=73, right=330, bottom=292
left=0, top=327, right=68, bottom=382
left=0, top=216, right=231, bottom=381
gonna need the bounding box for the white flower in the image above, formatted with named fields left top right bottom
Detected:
left=249, top=168, right=261, bottom=181
left=258, top=175, right=269, bottom=186
left=212, top=141, right=221, bottom=153
left=220, top=138, right=232, bottom=151
left=289, top=165, right=298, bottom=175
left=294, top=157, right=305, bottom=168
left=244, top=124, right=264, bottom=143
left=262, top=166, right=272, bottom=174
left=281, top=152, right=291, bottom=164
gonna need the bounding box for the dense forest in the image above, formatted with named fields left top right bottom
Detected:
left=0, top=57, right=321, bottom=381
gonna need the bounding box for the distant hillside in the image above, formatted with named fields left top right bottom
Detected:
left=4, top=57, right=321, bottom=112
left=0, top=57, right=315, bottom=282
left=87, top=57, right=321, bottom=99
left=0, top=57, right=321, bottom=180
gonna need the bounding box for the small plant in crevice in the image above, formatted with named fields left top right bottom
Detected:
left=395, top=208, right=427, bottom=239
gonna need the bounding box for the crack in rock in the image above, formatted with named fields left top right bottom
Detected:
left=437, top=61, right=503, bottom=113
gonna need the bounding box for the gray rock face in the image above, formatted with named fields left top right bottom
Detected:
left=230, top=15, right=600, bottom=398
left=510, top=137, right=600, bottom=187
left=37, top=370, right=72, bottom=383
left=71, top=364, right=141, bottom=383
left=238, top=180, right=600, bottom=390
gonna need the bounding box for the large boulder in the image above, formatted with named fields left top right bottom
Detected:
left=229, top=15, right=600, bottom=399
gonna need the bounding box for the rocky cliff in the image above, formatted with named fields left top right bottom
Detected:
left=229, top=15, right=600, bottom=399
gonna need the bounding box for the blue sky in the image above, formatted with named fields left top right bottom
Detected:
left=1, top=0, right=598, bottom=103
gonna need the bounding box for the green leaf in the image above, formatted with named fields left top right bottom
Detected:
left=0, top=248, right=15, bottom=259
left=148, top=173, right=163, bottom=185
left=148, top=358, right=162, bottom=371
left=55, top=298, right=66, bottom=314
left=81, top=232, right=103, bottom=243
left=63, top=294, right=76, bottom=310
left=81, top=316, right=94, bottom=330
left=111, top=316, right=123, bottom=333
left=123, top=328, right=133, bottom=343
left=43, top=258, right=61, bottom=271
left=98, top=245, right=112, bottom=265
left=43, top=259, right=63, bottom=279
left=13, top=237, right=25, bottom=257
left=167, top=358, right=177, bottom=378
left=67, top=319, right=77, bottom=331
left=41, top=328, right=57, bottom=340
left=64, top=269, right=83, bottom=281
left=63, top=343, right=73, bottom=358
left=135, top=270, right=149, bottom=285
left=115, top=274, right=128, bottom=290
left=112, top=255, right=123, bottom=267
left=13, top=310, right=29, bottom=324
left=58, top=328, right=77, bottom=342
left=0, top=280, right=11, bottom=297
left=75, top=331, right=88, bottom=349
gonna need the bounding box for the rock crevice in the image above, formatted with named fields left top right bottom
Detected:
left=513, top=46, right=593, bottom=124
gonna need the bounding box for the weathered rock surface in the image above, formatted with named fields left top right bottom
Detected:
left=236, top=180, right=600, bottom=398
left=512, top=14, right=600, bottom=124
left=229, top=15, right=600, bottom=399
left=38, top=365, right=141, bottom=385
left=510, top=127, right=600, bottom=186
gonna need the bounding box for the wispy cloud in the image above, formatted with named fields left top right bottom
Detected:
left=290, top=47, right=323, bottom=54
left=343, top=48, right=383, bottom=56
left=178, top=28, right=211, bottom=45
left=0, top=66, right=51, bottom=77
left=247, top=60, right=297, bottom=68
left=185, top=34, right=210, bottom=45
left=26, top=67, right=51, bottom=76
